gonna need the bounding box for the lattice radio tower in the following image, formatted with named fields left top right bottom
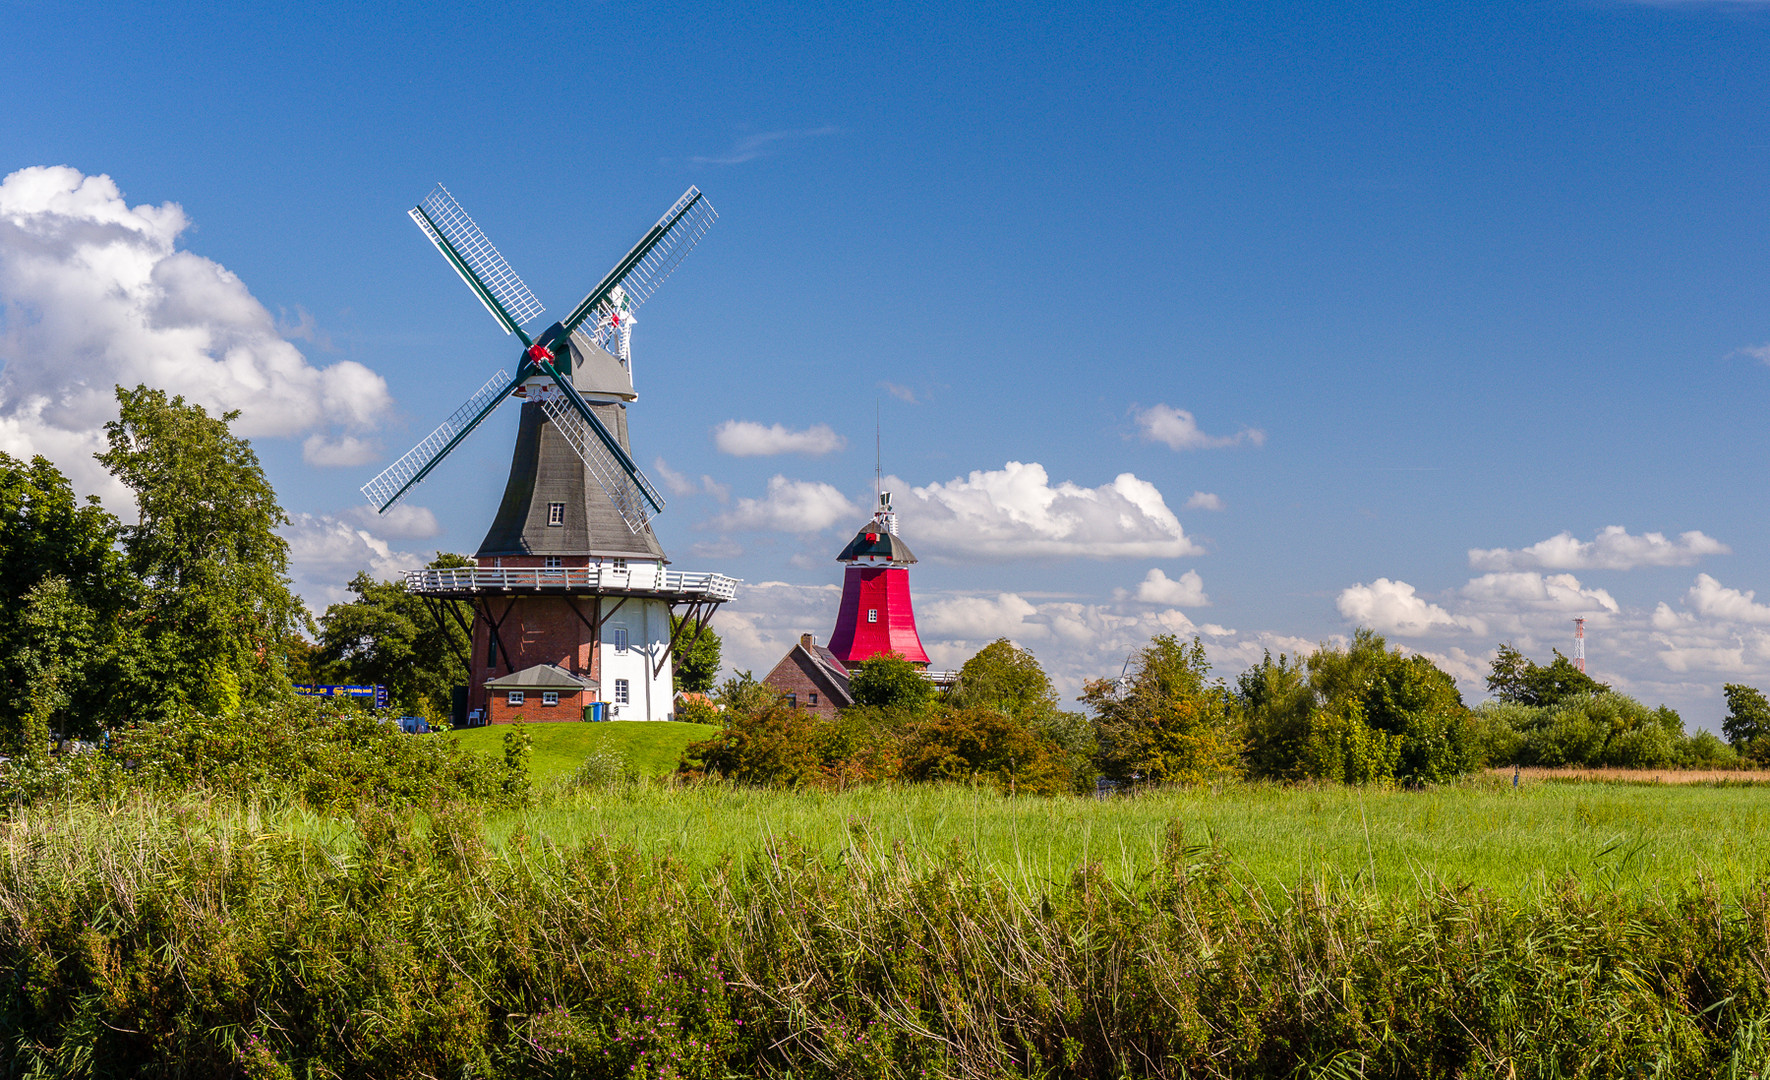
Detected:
left=1573, top=617, right=1586, bottom=674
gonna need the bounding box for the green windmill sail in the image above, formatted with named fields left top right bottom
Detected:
left=360, top=184, right=716, bottom=534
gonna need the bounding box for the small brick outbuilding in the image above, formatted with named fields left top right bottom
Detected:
left=482, top=664, right=597, bottom=724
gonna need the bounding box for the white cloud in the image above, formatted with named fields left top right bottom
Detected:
left=688, top=537, right=744, bottom=560
left=921, top=593, right=1044, bottom=641
left=879, top=381, right=917, bottom=403
left=896, top=461, right=1203, bottom=560
left=343, top=502, right=440, bottom=540
left=1184, top=491, right=1225, bottom=511
left=712, top=475, right=861, bottom=533
left=1337, top=578, right=1477, bottom=636
left=1460, top=572, right=1619, bottom=615
left=713, top=420, right=846, bottom=457
left=282, top=512, right=422, bottom=608
left=1133, top=404, right=1264, bottom=451
left=1132, top=568, right=1209, bottom=607
left=654, top=457, right=697, bottom=497
left=0, top=166, right=391, bottom=508
left=302, top=433, right=381, bottom=467
left=1469, top=525, right=1729, bottom=571
left=1685, top=573, right=1770, bottom=624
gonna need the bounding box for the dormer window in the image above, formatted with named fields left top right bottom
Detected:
left=547, top=502, right=565, bottom=526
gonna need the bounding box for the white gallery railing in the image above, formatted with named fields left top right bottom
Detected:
left=405, top=566, right=740, bottom=601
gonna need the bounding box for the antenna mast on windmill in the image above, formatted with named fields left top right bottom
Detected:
left=362, top=184, right=737, bottom=725
left=1573, top=617, right=1586, bottom=674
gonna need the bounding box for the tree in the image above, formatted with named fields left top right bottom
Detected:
left=99, top=386, right=302, bottom=717
left=954, top=639, right=1059, bottom=718
left=0, top=453, right=133, bottom=739
left=316, top=553, right=474, bottom=717
left=1237, top=651, right=1316, bottom=781
left=1722, top=684, right=1770, bottom=757
left=1486, top=643, right=1606, bottom=707
left=670, top=614, right=723, bottom=694
left=848, top=653, right=935, bottom=713
left=900, top=707, right=1071, bottom=795
left=1084, top=634, right=1242, bottom=785
left=1308, top=629, right=1475, bottom=784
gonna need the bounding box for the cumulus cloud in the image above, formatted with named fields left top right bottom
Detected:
left=1685, top=573, right=1770, bottom=624
left=1460, top=572, right=1619, bottom=615
left=282, top=512, right=422, bottom=608
left=342, top=502, right=440, bottom=540
left=1131, top=568, right=1209, bottom=606
left=713, top=420, right=846, bottom=457
left=302, top=433, right=381, bottom=467
left=1338, top=578, right=1477, bottom=636
left=1133, top=404, right=1264, bottom=451
left=878, top=381, right=917, bottom=403
left=896, top=461, right=1203, bottom=560
left=0, top=166, right=391, bottom=506
left=711, top=476, right=860, bottom=533
left=921, top=593, right=1044, bottom=640
left=1468, top=526, right=1729, bottom=572
left=1184, top=491, right=1225, bottom=511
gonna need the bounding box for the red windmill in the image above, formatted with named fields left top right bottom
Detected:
left=826, top=492, right=929, bottom=667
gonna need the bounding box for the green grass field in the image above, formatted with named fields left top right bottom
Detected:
left=480, top=777, right=1770, bottom=897
left=449, top=719, right=716, bottom=782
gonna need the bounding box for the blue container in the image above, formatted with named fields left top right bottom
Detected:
left=584, top=702, right=606, bottom=723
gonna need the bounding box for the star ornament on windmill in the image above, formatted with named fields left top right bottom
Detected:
left=364, top=185, right=737, bottom=727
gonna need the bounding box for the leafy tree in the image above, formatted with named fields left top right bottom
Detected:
left=0, top=453, right=133, bottom=739
left=714, top=670, right=781, bottom=716
left=1722, top=684, right=1770, bottom=750
left=848, top=653, right=935, bottom=713
left=901, top=707, right=1071, bottom=795
left=316, top=553, right=474, bottom=716
left=1237, top=651, right=1315, bottom=781
left=1083, top=634, right=1242, bottom=785
left=99, top=386, right=301, bottom=717
left=1304, top=629, right=1475, bottom=784
left=955, top=639, right=1094, bottom=788
left=1486, top=643, right=1607, bottom=707
left=670, top=615, right=723, bottom=694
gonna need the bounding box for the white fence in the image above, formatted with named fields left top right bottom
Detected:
left=405, top=566, right=739, bottom=601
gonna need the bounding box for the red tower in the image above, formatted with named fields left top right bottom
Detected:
left=827, top=493, right=929, bottom=667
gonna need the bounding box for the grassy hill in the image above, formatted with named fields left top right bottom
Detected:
left=450, top=720, right=717, bottom=783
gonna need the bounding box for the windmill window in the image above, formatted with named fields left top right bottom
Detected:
left=487, top=633, right=499, bottom=667
left=507, top=691, right=525, bottom=706
left=544, top=556, right=562, bottom=569
left=867, top=609, right=878, bottom=623
left=614, top=679, right=630, bottom=705
left=541, top=691, right=559, bottom=707
left=547, top=502, right=565, bottom=526
left=612, top=557, right=628, bottom=571
left=611, top=626, right=629, bottom=653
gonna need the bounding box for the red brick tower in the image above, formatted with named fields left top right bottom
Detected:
left=827, top=492, right=929, bottom=667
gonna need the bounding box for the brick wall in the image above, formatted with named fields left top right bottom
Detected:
left=763, top=641, right=845, bottom=721
left=469, top=595, right=601, bottom=716
left=487, top=687, right=586, bottom=724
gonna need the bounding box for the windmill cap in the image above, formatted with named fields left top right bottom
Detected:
left=837, top=523, right=917, bottom=564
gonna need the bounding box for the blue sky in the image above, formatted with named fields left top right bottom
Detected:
left=5, top=0, right=1770, bottom=724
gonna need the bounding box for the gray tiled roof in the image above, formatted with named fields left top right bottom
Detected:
left=483, top=663, right=596, bottom=691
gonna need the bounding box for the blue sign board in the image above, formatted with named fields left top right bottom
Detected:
left=293, top=684, right=389, bottom=709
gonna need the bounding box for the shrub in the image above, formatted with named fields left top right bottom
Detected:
left=678, top=701, right=821, bottom=786
left=675, top=693, right=720, bottom=726
left=0, top=698, right=511, bottom=808
left=848, top=652, right=935, bottom=713
left=900, top=706, right=1073, bottom=795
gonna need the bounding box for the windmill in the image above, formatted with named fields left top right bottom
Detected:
left=366, top=185, right=738, bottom=725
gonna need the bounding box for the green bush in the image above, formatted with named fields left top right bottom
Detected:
left=900, top=706, right=1074, bottom=795
left=0, top=698, right=511, bottom=808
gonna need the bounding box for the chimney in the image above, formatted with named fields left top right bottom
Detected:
left=800, top=633, right=815, bottom=650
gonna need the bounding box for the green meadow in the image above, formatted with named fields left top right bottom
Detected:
left=446, top=722, right=1770, bottom=897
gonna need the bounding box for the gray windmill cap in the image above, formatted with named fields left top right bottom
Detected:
left=568, top=329, right=635, bottom=401
left=837, top=523, right=917, bottom=563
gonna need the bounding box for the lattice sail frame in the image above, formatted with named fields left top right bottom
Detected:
left=360, top=371, right=512, bottom=511
left=537, top=392, right=664, bottom=533
left=410, top=185, right=546, bottom=333
left=570, top=188, right=718, bottom=355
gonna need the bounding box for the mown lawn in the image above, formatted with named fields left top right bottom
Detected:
left=483, top=775, right=1770, bottom=897
left=449, top=719, right=716, bottom=783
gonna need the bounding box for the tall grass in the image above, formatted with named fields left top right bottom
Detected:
left=4, top=789, right=1770, bottom=1077
left=498, top=777, right=1770, bottom=897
